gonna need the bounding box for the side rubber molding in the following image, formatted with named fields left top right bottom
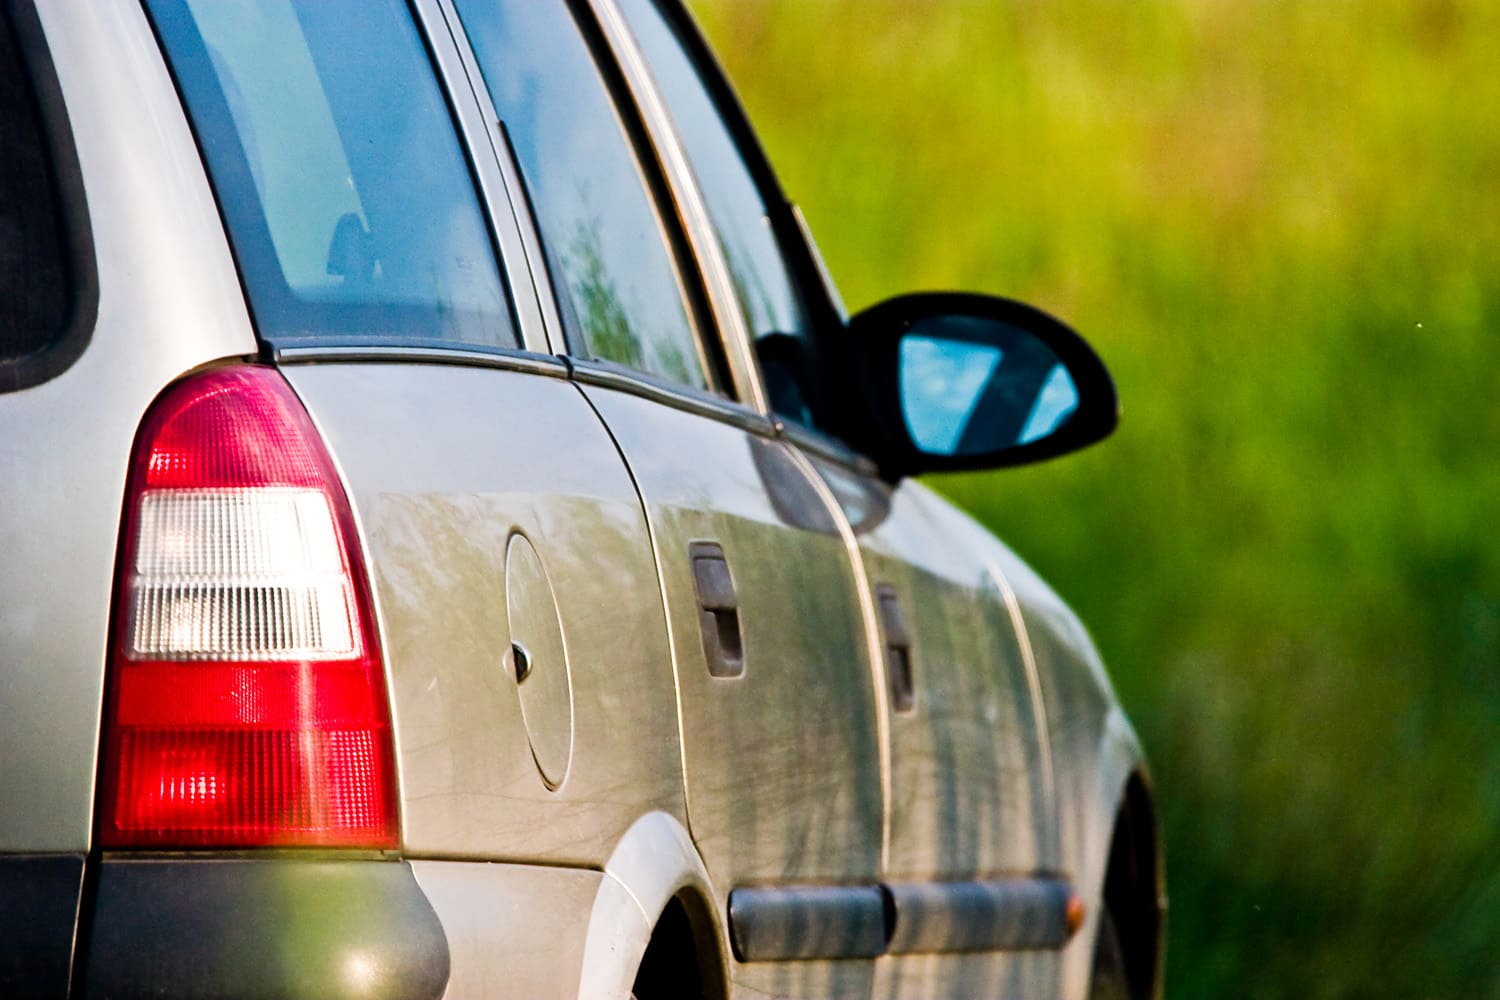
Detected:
left=885, top=877, right=1075, bottom=954
left=0, top=854, right=85, bottom=998
left=82, top=858, right=449, bottom=1000
left=728, top=885, right=889, bottom=962
left=729, top=876, right=1078, bottom=962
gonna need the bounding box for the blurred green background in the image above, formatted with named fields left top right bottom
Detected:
left=687, top=1, right=1500, bottom=996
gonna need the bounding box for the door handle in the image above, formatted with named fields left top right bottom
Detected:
left=690, top=542, right=744, bottom=678
left=875, top=584, right=915, bottom=712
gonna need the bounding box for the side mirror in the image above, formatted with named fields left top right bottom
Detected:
left=843, top=292, right=1118, bottom=477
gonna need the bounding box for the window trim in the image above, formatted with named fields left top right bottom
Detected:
left=777, top=417, right=880, bottom=479
left=0, top=0, right=98, bottom=394
left=569, top=355, right=774, bottom=436
left=642, top=0, right=845, bottom=339
left=273, top=341, right=570, bottom=380
left=426, top=0, right=561, bottom=356
left=410, top=0, right=552, bottom=355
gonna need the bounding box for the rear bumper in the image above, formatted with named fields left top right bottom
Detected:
left=83, top=857, right=450, bottom=1000
left=3, top=853, right=642, bottom=1000
left=0, top=854, right=85, bottom=998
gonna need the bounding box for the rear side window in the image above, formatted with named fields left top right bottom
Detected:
left=0, top=3, right=90, bottom=391
left=613, top=0, right=824, bottom=426
left=146, top=0, right=516, bottom=351
left=452, top=0, right=718, bottom=392
left=615, top=0, right=805, bottom=352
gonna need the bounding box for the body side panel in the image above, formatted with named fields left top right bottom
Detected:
left=961, top=502, right=1147, bottom=1000
left=1058, top=709, right=1148, bottom=1000
left=282, top=363, right=685, bottom=865
left=415, top=813, right=730, bottom=1000
left=0, top=0, right=258, bottom=851
left=588, top=810, right=727, bottom=1000
left=412, top=859, right=632, bottom=1000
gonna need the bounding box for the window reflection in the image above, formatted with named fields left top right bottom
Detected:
left=149, top=0, right=514, bottom=349
left=613, top=0, right=804, bottom=343
left=900, top=336, right=1003, bottom=455
left=899, top=321, right=1079, bottom=456
left=1018, top=365, right=1079, bottom=444
left=454, top=0, right=713, bottom=390
left=612, top=0, right=823, bottom=421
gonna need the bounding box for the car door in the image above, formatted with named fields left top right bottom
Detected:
left=444, top=1, right=886, bottom=997
left=599, top=2, right=1068, bottom=995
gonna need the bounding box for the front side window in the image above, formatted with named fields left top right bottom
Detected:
left=452, top=0, right=717, bottom=392
left=147, top=0, right=515, bottom=350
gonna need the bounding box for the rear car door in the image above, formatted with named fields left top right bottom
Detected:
left=446, top=1, right=887, bottom=995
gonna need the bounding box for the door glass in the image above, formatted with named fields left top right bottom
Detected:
left=147, top=0, right=515, bottom=351
left=453, top=0, right=715, bottom=392
left=613, top=0, right=818, bottom=422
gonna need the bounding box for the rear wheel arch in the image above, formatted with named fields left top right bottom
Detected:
left=592, top=811, right=730, bottom=1000
left=631, top=888, right=729, bottom=1000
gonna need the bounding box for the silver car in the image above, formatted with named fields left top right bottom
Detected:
left=0, top=0, right=1163, bottom=997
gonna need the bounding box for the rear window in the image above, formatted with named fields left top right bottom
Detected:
left=146, top=0, right=516, bottom=351
left=0, top=3, right=89, bottom=391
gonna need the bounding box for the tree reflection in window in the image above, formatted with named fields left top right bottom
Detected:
left=454, top=0, right=712, bottom=391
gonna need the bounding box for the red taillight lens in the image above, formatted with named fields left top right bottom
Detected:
left=98, top=367, right=397, bottom=849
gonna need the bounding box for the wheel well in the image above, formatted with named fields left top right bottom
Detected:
left=1102, top=772, right=1165, bottom=1000
left=631, top=891, right=728, bottom=1000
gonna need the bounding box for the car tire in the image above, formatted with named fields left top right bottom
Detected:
left=1089, top=908, right=1132, bottom=1000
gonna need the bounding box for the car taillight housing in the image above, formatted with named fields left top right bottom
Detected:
left=98, top=366, right=397, bottom=849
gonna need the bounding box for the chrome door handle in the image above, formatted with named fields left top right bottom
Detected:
left=690, top=542, right=743, bottom=678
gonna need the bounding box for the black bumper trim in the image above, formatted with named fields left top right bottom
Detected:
left=0, top=854, right=85, bottom=999
left=83, top=857, right=449, bottom=1000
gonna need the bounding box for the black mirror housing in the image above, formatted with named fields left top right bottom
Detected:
left=837, top=292, right=1119, bottom=478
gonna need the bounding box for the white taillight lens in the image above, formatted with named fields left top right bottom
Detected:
left=129, top=489, right=357, bottom=660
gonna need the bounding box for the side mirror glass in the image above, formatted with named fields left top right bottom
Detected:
left=844, top=293, right=1118, bottom=476
left=899, top=321, right=1080, bottom=456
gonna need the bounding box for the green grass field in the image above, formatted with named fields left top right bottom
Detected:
left=687, top=2, right=1500, bottom=995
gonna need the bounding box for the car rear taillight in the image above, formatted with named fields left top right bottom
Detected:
left=98, top=366, right=397, bottom=849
